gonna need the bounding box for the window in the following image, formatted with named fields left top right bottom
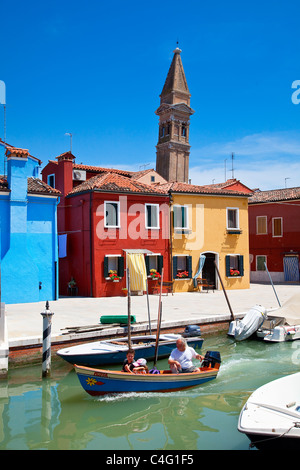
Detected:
left=256, top=255, right=267, bottom=271
left=256, top=216, right=267, bottom=235
left=145, top=204, right=159, bottom=229
left=173, top=255, right=192, bottom=279
left=104, top=255, right=124, bottom=279
left=47, top=174, right=55, bottom=188
left=225, top=255, right=244, bottom=277
left=182, top=125, right=186, bottom=137
left=227, top=208, right=239, bottom=230
left=173, top=205, right=189, bottom=230
left=272, top=217, right=283, bottom=237
left=104, top=201, right=120, bottom=228
left=145, top=254, right=163, bottom=275
left=151, top=175, right=155, bottom=182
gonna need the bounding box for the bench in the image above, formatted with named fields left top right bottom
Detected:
left=152, top=280, right=174, bottom=296
left=196, top=278, right=214, bottom=293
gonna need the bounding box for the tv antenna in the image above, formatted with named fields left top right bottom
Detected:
left=231, top=152, right=235, bottom=178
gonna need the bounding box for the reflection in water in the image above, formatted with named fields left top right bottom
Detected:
left=0, top=334, right=299, bottom=450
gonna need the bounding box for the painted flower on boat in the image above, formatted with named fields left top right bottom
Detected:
left=86, top=377, right=97, bottom=386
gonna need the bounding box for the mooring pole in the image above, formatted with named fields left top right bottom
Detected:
left=214, top=261, right=235, bottom=321
left=41, top=301, right=54, bottom=378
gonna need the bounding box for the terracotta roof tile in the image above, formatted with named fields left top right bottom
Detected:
left=68, top=172, right=168, bottom=196
left=27, top=177, right=61, bottom=196
left=157, top=181, right=250, bottom=197
left=249, top=187, right=300, bottom=204
left=0, top=176, right=60, bottom=195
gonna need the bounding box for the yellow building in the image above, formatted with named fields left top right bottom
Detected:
left=166, top=182, right=251, bottom=292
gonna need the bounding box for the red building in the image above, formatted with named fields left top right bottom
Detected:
left=249, top=187, right=300, bottom=283
left=42, top=153, right=170, bottom=296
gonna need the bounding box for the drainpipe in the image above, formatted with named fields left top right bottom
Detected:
left=89, top=192, right=93, bottom=297
left=169, top=194, right=173, bottom=292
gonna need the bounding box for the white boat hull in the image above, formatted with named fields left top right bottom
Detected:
left=238, top=372, right=300, bottom=449
left=257, top=324, right=300, bottom=342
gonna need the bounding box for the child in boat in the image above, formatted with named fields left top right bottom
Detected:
left=122, top=350, right=148, bottom=374
left=132, top=358, right=149, bottom=374
left=122, top=348, right=136, bottom=373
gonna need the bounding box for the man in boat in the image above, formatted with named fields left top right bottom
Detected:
left=168, top=337, right=204, bottom=374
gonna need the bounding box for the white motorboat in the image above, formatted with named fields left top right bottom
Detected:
left=256, top=293, right=300, bottom=342
left=228, top=305, right=267, bottom=341
left=238, top=372, right=300, bottom=449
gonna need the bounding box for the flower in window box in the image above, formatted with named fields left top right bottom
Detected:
left=108, top=270, right=121, bottom=281
left=176, top=270, right=189, bottom=278
left=230, top=269, right=240, bottom=276
left=149, top=269, right=161, bottom=280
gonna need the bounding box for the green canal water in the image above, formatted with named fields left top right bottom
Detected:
left=0, top=333, right=299, bottom=451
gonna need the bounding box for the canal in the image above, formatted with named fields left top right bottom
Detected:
left=0, top=332, right=299, bottom=450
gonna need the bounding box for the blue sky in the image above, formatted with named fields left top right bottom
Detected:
left=1, top=0, right=300, bottom=190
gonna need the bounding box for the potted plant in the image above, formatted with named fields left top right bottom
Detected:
left=230, top=269, right=240, bottom=276
left=176, top=270, right=189, bottom=279
left=149, top=269, right=161, bottom=280
left=108, top=270, right=121, bottom=282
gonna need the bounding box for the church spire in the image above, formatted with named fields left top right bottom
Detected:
left=155, top=48, right=194, bottom=183
left=160, top=46, right=190, bottom=106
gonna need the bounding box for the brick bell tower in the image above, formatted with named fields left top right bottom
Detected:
left=155, top=47, right=194, bottom=183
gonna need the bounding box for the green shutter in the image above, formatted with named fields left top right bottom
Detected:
left=225, top=256, right=231, bottom=277
left=157, top=255, right=163, bottom=274
left=239, top=255, right=244, bottom=276
left=172, top=256, right=178, bottom=279
left=104, top=256, right=109, bottom=278
left=145, top=256, right=150, bottom=275
left=117, top=256, right=125, bottom=278
left=187, top=256, right=192, bottom=278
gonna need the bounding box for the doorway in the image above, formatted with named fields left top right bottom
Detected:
left=283, top=255, right=299, bottom=282
left=201, top=252, right=218, bottom=289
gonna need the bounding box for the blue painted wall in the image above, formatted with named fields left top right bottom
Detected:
left=0, top=152, right=59, bottom=304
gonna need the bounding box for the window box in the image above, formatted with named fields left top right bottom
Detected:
left=226, top=229, right=242, bottom=234
left=145, top=254, right=163, bottom=278
left=104, top=255, right=124, bottom=280
left=226, top=255, right=244, bottom=277
left=173, top=255, right=192, bottom=280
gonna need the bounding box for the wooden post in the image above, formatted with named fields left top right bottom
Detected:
left=41, top=301, right=54, bottom=378
left=214, top=261, right=235, bottom=321
left=127, top=268, right=132, bottom=349
left=154, top=268, right=164, bottom=366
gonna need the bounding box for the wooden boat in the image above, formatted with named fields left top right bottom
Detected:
left=238, top=372, right=300, bottom=449
left=75, top=350, right=221, bottom=396
left=57, top=333, right=204, bottom=366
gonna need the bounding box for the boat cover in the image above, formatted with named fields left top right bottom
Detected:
left=271, top=292, right=300, bottom=325
left=234, top=305, right=267, bottom=341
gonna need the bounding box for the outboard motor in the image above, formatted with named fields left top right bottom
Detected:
left=183, top=325, right=201, bottom=337
left=202, top=351, right=221, bottom=369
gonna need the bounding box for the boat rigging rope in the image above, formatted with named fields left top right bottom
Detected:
left=249, top=422, right=300, bottom=449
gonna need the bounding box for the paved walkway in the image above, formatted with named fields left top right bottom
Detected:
left=5, top=283, right=299, bottom=347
